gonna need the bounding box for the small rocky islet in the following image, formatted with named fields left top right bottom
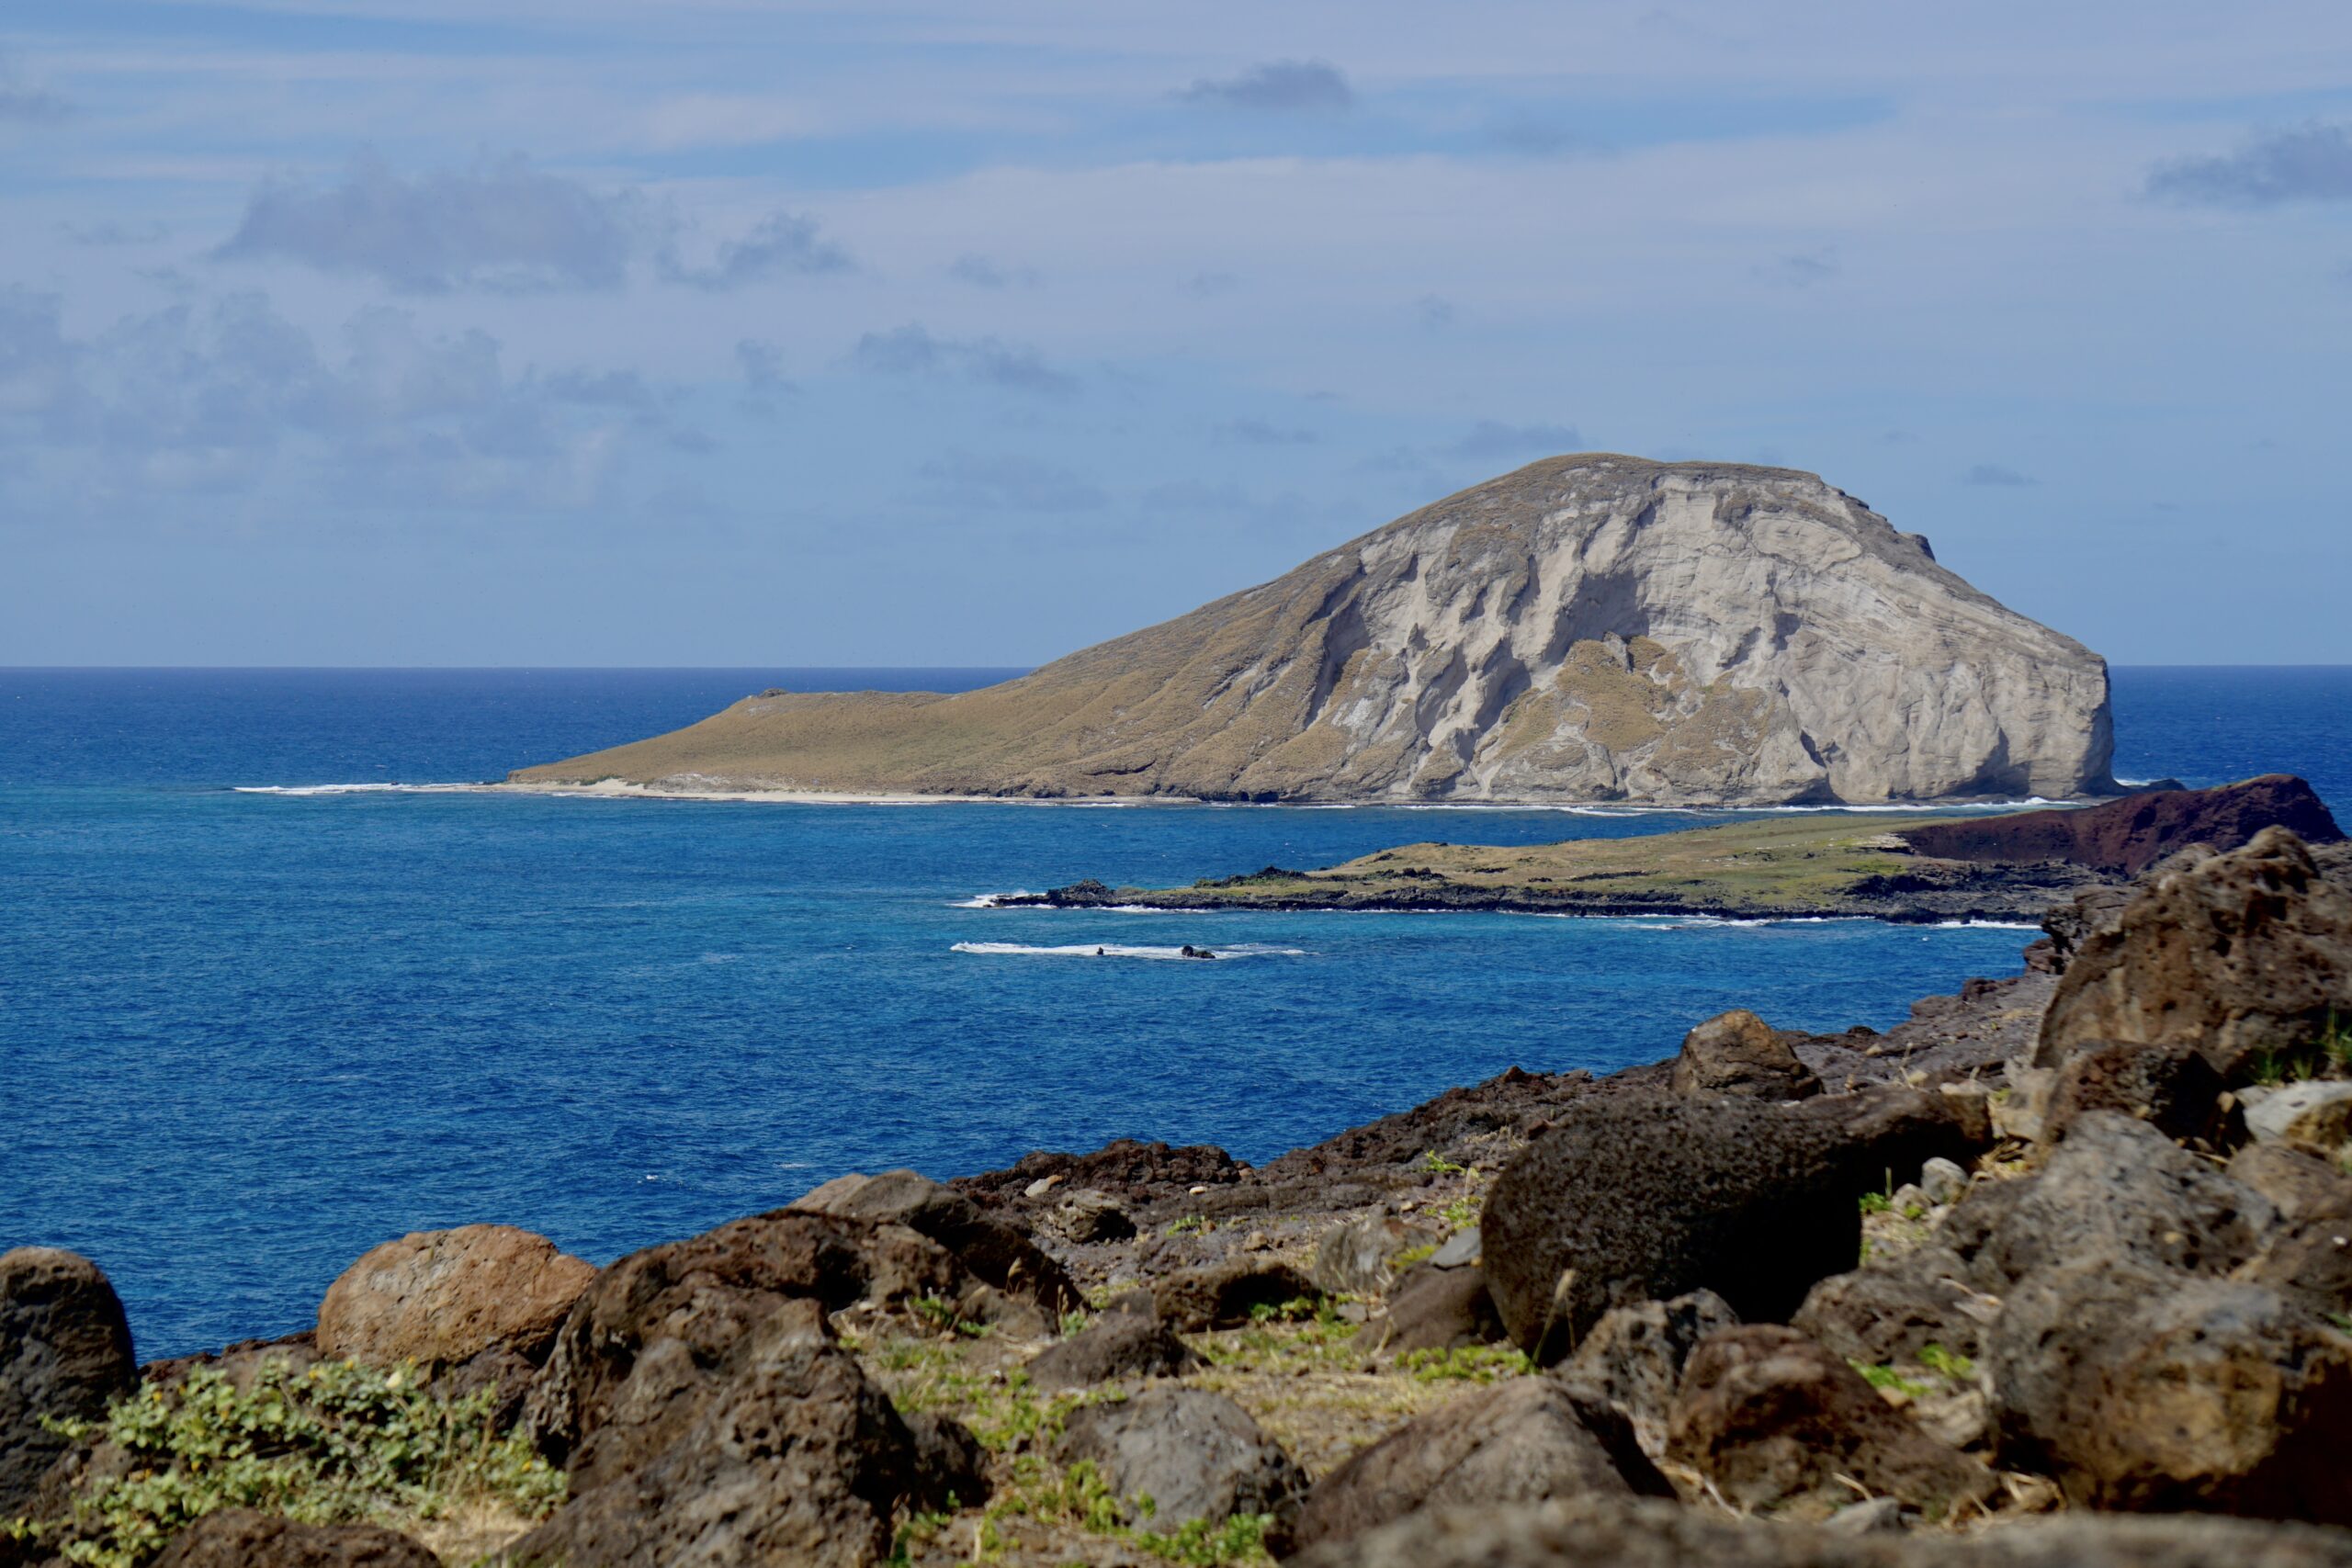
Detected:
left=9, top=814, right=2352, bottom=1565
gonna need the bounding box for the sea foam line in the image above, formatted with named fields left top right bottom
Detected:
left=950, top=941, right=1306, bottom=960
left=232, top=783, right=478, bottom=795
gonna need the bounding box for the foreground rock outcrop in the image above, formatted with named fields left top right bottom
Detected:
left=512, top=456, right=2115, bottom=806
left=0, top=1248, right=133, bottom=1516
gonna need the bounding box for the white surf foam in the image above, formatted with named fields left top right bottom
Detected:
left=232, top=783, right=477, bottom=795
left=950, top=942, right=1306, bottom=960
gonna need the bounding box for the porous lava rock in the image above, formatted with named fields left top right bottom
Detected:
left=1024, top=1312, right=1202, bottom=1390
left=0, top=1247, right=134, bottom=1515
left=1284, top=1376, right=1670, bottom=1555
left=1311, top=1214, right=1442, bottom=1296
left=1481, top=1088, right=1979, bottom=1360
left=1666, top=1325, right=1996, bottom=1517
left=520, top=1209, right=968, bottom=1483
left=316, top=1224, right=595, bottom=1371
left=2041, top=1039, right=2229, bottom=1146
left=2036, top=827, right=2352, bottom=1077
left=1563, top=1290, right=1740, bottom=1460
left=509, top=1342, right=974, bottom=1568
left=151, top=1509, right=439, bottom=1567
left=793, top=1168, right=1081, bottom=1314
left=1365, top=1264, right=1507, bottom=1356
left=1794, top=1245, right=1995, bottom=1366
left=1987, top=1260, right=2352, bottom=1522
left=1151, top=1258, right=1317, bottom=1332
left=1669, top=1010, right=1822, bottom=1100
left=1056, top=1386, right=1305, bottom=1529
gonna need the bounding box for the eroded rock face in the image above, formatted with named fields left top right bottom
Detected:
left=1562, top=1291, right=1740, bottom=1461
left=1365, top=1264, right=1507, bottom=1357
left=1669, top=1010, right=1822, bottom=1100
left=514, top=456, right=2114, bottom=806
left=1286, top=1377, right=1670, bottom=1555
left=509, top=1342, right=968, bottom=1568
left=1057, top=1387, right=1305, bottom=1530
left=1900, top=774, right=2343, bottom=876
left=152, top=1509, right=438, bottom=1567
left=1312, top=1214, right=1442, bottom=1296
left=1481, top=1088, right=1979, bottom=1360
left=519, top=1209, right=968, bottom=1483
left=1667, top=1325, right=1996, bottom=1517
left=316, top=1224, right=595, bottom=1371
left=1794, top=1245, right=1995, bottom=1367
left=2036, top=828, right=2352, bottom=1077
left=1989, top=1262, right=2352, bottom=1523
left=793, top=1168, right=1082, bottom=1315
left=1152, top=1258, right=1317, bottom=1331
left=0, top=1247, right=134, bottom=1514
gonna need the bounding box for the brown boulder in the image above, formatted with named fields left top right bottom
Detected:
left=1667, top=1325, right=1996, bottom=1517
left=2035, top=827, right=2352, bottom=1077
left=508, top=1341, right=969, bottom=1567
left=1364, top=1263, right=1506, bottom=1356
left=1057, top=1386, right=1304, bottom=1530
left=1794, top=1245, right=1994, bottom=1367
left=1, top=1247, right=134, bottom=1515
left=519, top=1208, right=968, bottom=1484
left=1024, top=1312, right=1202, bottom=1390
left=152, top=1509, right=438, bottom=1567
left=2228, top=1142, right=2352, bottom=1224
left=2041, top=1038, right=2230, bottom=1145
left=316, top=1224, right=594, bottom=1371
left=796, top=1168, right=1081, bottom=1314
left=1988, top=1259, right=2352, bottom=1522
left=1286, top=1376, right=1669, bottom=1554
left=1152, top=1258, right=1317, bottom=1331
left=1482, top=1087, right=1980, bottom=1362
left=1562, top=1291, right=1739, bottom=1461
left=1312, top=1214, right=1442, bottom=1295
left=1670, top=1010, right=1822, bottom=1100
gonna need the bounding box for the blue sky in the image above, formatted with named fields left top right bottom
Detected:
left=3, top=1, right=2348, bottom=665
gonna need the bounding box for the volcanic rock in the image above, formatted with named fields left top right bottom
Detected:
left=1311, top=1214, right=1442, bottom=1296
left=792, top=1168, right=1081, bottom=1314
left=1364, top=1264, right=1507, bottom=1356
left=513, top=457, right=2114, bottom=806
left=152, top=1509, right=439, bottom=1567
left=0, top=1247, right=134, bottom=1515
left=1480, top=1087, right=1980, bottom=1360
left=1056, top=1386, right=1305, bottom=1530
left=1024, top=1312, right=1203, bottom=1390
left=1561, top=1290, right=1740, bottom=1460
left=1667, top=1325, right=1996, bottom=1517
left=1151, top=1258, right=1317, bottom=1331
left=2041, top=1039, right=2230, bottom=1146
left=1669, top=1010, right=1822, bottom=1100
left=1285, top=1376, right=1670, bottom=1554
left=2036, top=827, right=2352, bottom=1077
left=316, top=1224, right=595, bottom=1371
left=2245, top=1082, right=2352, bottom=1154
left=1900, top=774, right=2341, bottom=875
left=1794, top=1245, right=1996, bottom=1367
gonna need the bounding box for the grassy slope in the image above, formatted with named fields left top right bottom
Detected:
left=1098, top=815, right=1946, bottom=915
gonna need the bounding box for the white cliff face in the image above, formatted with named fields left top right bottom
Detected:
left=519, top=455, right=2116, bottom=806
left=1080, top=456, right=2115, bottom=805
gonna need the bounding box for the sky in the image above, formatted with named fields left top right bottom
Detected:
left=2, top=1, right=2348, bottom=667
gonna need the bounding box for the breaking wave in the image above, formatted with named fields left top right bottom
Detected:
left=950, top=942, right=1306, bottom=961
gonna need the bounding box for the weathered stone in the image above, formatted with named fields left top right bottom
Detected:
left=796, top=1168, right=1081, bottom=1314
left=1057, top=1386, right=1304, bottom=1529
left=1, top=1247, right=134, bottom=1515
left=1939, top=1112, right=2273, bottom=1290
left=1902, top=775, right=2343, bottom=877
left=1562, top=1290, right=1739, bottom=1461
left=1482, top=1087, right=1980, bottom=1361
left=152, top=1509, right=439, bottom=1567
left=2228, top=1142, right=2352, bottom=1223
left=1040, top=1189, right=1136, bottom=1244
left=1917, top=1157, right=1969, bottom=1206
left=1152, top=1258, right=1317, bottom=1332
left=2235, top=1216, right=2352, bottom=1319
left=2036, top=828, right=2352, bottom=1077
left=1667, top=1325, right=1996, bottom=1517
left=2245, top=1081, right=2352, bottom=1154
left=1311, top=1215, right=1442, bottom=1296
left=1670, top=1010, right=1822, bottom=1100
left=316, top=1224, right=595, bottom=1371
left=1285, top=1495, right=2352, bottom=1568
left=509, top=1342, right=966, bottom=1567
left=1794, top=1245, right=1995, bottom=1366
left=520, top=1209, right=967, bottom=1484
left=1989, top=1263, right=2352, bottom=1523
left=1364, top=1264, right=1506, bottom=1356
left=1024, top=1312, right=1202, bottom=1390
left=1285, top=1376, right=1670, bottom=1555
left=2042, top=1039, right=2229, bottom=1145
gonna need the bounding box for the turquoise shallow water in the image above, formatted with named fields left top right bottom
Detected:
left=2, top=666, right=2346, bottom=1358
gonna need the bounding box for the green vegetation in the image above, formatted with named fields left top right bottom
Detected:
left=1853, top=1342, right=1977, bottom=1403
left=1164, top=1215, right=1212, bottom=1238
left=1197, top=1307, right=1361, bottom=1376
left=1395, top=1345, right=1532, bottom=1383
left=1858, top=1190, right=1894, bottom=1215
left=1434, top=1194, right=1482, bottom=1229
left=1420, top=1151, right=1470, bottom=1177
left=972, top=1456, right=1272, bottom=1564
left=1916, top=1343, right=1976, bottom=1382
left=1852, top=1361, right=1934, bottom=1400
left=8, top=1360, right=561, bottom=1568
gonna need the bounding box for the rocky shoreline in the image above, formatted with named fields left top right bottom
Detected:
left=7, top=824, right=2352, bottom=1566
left=1000, top=775, right=2346, bottom=926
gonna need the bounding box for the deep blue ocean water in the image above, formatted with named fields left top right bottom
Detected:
left=3, top=665, right=2346, bottom=1359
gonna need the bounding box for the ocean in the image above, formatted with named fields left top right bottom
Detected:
left=3, top=665, right=2347, bottom=1359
